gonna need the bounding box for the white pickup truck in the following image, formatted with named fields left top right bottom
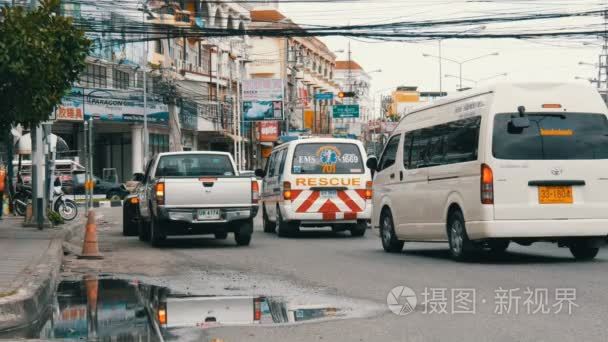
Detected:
left=129, top=152, right=259, bottom=247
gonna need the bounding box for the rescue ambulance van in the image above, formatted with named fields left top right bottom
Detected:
left=257, top=138, right=373, bottom=237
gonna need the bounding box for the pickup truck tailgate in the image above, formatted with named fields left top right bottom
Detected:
left=163, top=177, right=252, bottom=207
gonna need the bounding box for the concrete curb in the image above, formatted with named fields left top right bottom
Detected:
left=0, top=219, right=82, bottom=333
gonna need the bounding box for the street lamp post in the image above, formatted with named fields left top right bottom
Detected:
left=423, top=52, right=499, bottom=90
left=444, top=72, right=508, bottom=86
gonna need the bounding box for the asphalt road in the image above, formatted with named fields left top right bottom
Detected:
left=64, top=207, right=608, bottom=342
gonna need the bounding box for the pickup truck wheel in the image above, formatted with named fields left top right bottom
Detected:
left=350, top=221, right=367, bottom=237
left=276, top=206, right=298, bottom=238
left=122, top=204, right=138, bottom=236
left=262, top=207, right=275, bottom=233
left=235, top=219, right=253, bottom=246
left=150, top=218, right=166, bottom=247
left=138, top=219, right=150, bottom=242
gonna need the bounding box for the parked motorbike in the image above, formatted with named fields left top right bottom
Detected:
left=52, top=179, right=78, bottom=221
left=13, top=183, right=32, bottom=217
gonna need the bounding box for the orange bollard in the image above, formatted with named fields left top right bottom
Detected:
left=78, top=210, right=104, bottom=259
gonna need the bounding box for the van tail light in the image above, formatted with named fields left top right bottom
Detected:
left=253, top=297, right=263, bottom=321
left=283, top=181, right=292, bottom=200
left=157, top=302, right=167, bottom=326
left=365, top=181, right=373, bottom=200
left=481, top=164, right=494, bottom=205
left=130, top=197, right=139, bottom=205
left=251, top=180, right=260, bottom=204
left=155, top=182, right=165, bottom=205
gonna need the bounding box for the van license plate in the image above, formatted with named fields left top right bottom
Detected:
left=197, top=209, right=221, bottom=220
left=538, top=186, right=573, bottom=204
left=320, top=190, right=337, bottom=198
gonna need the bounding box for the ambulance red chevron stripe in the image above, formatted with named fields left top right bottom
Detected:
left=292, top=190, right=367, bottom=220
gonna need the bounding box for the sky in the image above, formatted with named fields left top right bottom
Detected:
left=279, top=0, right=606, bottom=99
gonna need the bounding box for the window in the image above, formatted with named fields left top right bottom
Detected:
left=493, top=113, right=608, bottom=160
left=150, top=134, right=169, bottom=156
left=113, top=69, right=130, bottom=89
left=378, top=135, right=400, bottom=171
left=156, top=154, right=234, bottom=177
left=405, top=116, right=481, bottom=169
left=155, top=39, right=164, bottom=54
left=278, top=149, right=288, bottom=175
left=82, top=64, right=107, bottom=88
left=292, top=143, right=364, bottom=175
left=273, top=150, right=286, bottom=177
left=267, top=152, right=277, bottom=177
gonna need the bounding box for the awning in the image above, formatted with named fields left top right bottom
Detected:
left=14, top=133, right=69, bottom=155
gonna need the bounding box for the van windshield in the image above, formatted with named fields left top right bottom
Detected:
left=156, top=154, right=235, bottom=177
left=292, top=143, right=364, bottom=174
left=492, top=113, right=608, bottom=160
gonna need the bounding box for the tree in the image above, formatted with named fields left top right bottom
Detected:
left=0, top=0, right=91, bottom=130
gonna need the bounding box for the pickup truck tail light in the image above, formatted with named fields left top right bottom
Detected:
left=251, top=180, right=260, bottom=204
left=365, top=181, right=373, bottom=200
left=283, top=181, right=292, bottom=200
left=155, top=182, right=165, bottom=205
left=157, top=302, right=167, bottom=326
left=481, top=164, right=494, bottom=205
left=253, top=297, right=263, bottom=321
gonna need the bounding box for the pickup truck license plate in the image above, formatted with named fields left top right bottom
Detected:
left=538, top=186, right=573, bottom=204
left=197, top=209, right=221, bottom=220
left=320, top=190, right=337, bottom=198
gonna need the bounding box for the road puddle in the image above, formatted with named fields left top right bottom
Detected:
left=1, top=276, right=345, bottom=341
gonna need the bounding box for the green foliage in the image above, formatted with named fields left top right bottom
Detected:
left=47, top=210, right=64, bottom=226
left=0, top=0, right=91, bottom=130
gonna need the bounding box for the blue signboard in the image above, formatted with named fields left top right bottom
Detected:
left=314, top=92, right=334, bottom=101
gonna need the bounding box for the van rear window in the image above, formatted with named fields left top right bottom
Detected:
left=492, top=113, right=608, bottom=160
left=292, top=143, right=364, bottom=174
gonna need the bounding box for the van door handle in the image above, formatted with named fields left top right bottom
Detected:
left=400, top=171, right=404, bottom=181
left=390, top=173, right=395, bottom=179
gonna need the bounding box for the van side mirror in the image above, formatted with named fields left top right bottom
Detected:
left=254, top=169, right=266, bottom=178
left=133, top=173, right=145, bottom=182
left=366, top=156, right=378, bottom=171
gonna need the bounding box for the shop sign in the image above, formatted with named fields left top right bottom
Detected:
left=55, top=87, right=84, bottom=122
left=242, top=79, right=284, bottom=121
left=258, top=121, right=280, bottom=142
left=82, top=89, right=169, bottom=125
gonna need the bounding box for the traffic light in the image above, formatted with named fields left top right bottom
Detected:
left=338, top=91, right=356, bottom=99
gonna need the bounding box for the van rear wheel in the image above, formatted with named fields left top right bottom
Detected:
left=263, top=207, right=275, bottom=233
left=350, top=221, right=367, bottom=237
left=569, top=241, right=599, bottom=261
left=380, top=210, right=403, bottom=253
left=448, top=210, right=477, bottom=261
left=276, top=206, right=298, bottom=237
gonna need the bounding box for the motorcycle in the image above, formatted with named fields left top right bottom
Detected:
left=13, top=183, right=32, bottom=217
left=52, top=183, right=78, bottom=221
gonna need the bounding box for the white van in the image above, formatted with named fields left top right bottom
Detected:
left=258, top=138, right=373, bottom=237
left=369, top=83, right=608, bottom=261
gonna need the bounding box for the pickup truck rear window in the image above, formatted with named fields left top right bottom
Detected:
left=156, top=154, right=235, bottom=177
left=292, top=143, right=364, bottom=174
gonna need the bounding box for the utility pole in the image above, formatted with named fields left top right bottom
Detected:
left=142, top=4, right=149, bottom=168
left=284, top=38, right=291, bottom=136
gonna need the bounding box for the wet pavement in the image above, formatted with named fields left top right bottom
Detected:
left=0, top=276, right=347, bottom=341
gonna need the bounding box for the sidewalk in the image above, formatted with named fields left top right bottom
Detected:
left=0, top=215, right=82, bottom=332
